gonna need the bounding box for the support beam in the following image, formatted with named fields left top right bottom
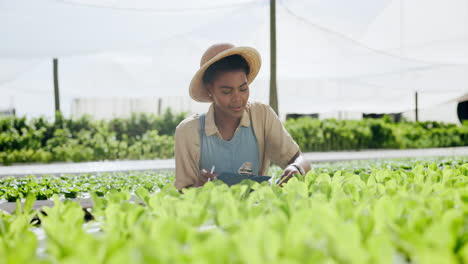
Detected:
left=415, top=91, right=419, bottom=122
left=158, top=98, right=162, bottom=115
left=53, top=58, right=60, bottom=113
left=269, top=0, right=279, bottom=115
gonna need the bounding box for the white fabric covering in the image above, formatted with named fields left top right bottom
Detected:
left=0, top=0, right=466, bottom=117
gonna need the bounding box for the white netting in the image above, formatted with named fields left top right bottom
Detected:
left=0, top=0, right=466, bottom=117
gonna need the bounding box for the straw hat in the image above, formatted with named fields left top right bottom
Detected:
left=189, top=43, right=262, bottom=102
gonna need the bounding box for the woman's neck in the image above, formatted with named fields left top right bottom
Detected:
left=213, top=107, right=241, bottom=131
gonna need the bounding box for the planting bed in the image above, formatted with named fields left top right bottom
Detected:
left=0, top=157, right=467, bottom=263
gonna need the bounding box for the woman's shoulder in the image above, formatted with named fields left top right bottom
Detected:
left=247, top=101, right=269, bottom=111
left=176, top=113, right=201, bottom=134
left=247, top=101, right=276, bottom=118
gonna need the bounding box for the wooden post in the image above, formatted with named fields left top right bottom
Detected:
left=415, top=91, right=419, bottom=122
left=53, top=58, right=60, bottom=113
left=269, top=0, right=279, bottom=115
left=158, top=98, right=162, bottom=115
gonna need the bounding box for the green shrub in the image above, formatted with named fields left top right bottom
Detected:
left=0, top=110, right=184, bottom=165
left=1, top=111, right=467, bottom=164
left=285, top=117, right=468, bottom=152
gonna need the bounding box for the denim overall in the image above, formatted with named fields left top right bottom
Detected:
left=199, top=113, right=260, bottom=176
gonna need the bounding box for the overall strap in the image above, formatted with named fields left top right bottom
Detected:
left=199, top=113, right=206, bottom=168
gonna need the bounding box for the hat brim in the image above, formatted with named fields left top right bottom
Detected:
left=189, top=47, right=261, bottom=102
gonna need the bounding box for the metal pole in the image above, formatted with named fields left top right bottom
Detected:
left=269, top=0, right=279, bottom=115
left=415, top=91, right=419, bottom=122
left=53, top=58, right=60, bottom=113
left=158, top=98, right=162, bottom=115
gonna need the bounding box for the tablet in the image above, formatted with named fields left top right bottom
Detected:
left=215, top=172, right=271, bottom=186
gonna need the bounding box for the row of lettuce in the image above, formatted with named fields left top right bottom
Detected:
left=0, top=171, right=173, bottom=202
left=1, top=156, right=467, bottom=202
left=1, top=112, right=468, bottom=165
left=1, top=159, right=467, bottom=263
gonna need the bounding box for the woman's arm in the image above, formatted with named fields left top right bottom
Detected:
left=256, top=103, right=310, bottom=185
left=174, top=119, right=202, bottom=191
left=277, top=151, right=311, bottom=186
left=174, top=116, right=220, bottom=192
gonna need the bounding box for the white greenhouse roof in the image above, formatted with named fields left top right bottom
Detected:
left=0, top=0, right=467, bottom=117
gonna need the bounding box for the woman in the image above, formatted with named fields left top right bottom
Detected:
left=174, top=43, right=310, bottom=190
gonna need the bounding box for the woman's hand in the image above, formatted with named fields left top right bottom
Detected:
left=277, top=164, right=301, bottom=187
left=195, top=169, right=218, bottom=187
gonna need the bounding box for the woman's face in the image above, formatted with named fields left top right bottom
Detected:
left=207, top=70, right=249, bottom=120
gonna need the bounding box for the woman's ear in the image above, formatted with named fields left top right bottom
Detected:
left=206, top=83, right=214, bottom=97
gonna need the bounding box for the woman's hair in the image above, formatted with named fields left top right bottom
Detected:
left=202, top=55, right=250, bottom=84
